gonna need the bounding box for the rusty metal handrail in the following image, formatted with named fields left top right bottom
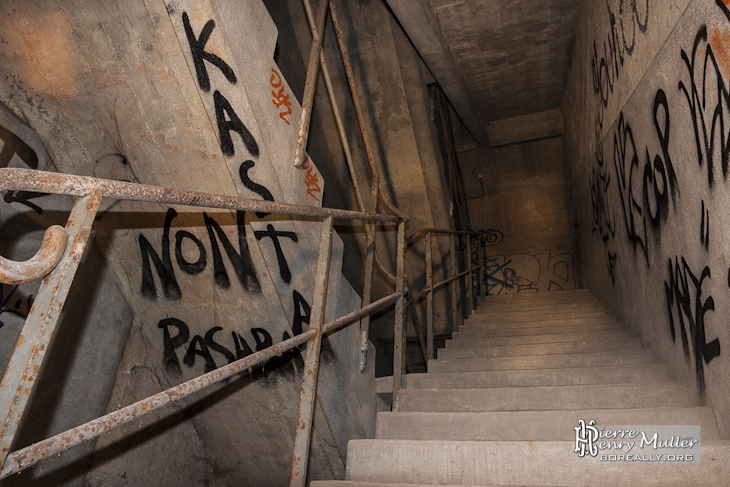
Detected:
left=392, top=227, right=501, bottom=389
left=0, top=224, right=67, bottom=284
left=0, top=168, right=406, bottom=484
left=0, top=168, right=400, bottom=223
left=0, top=292, right=401, bottom=478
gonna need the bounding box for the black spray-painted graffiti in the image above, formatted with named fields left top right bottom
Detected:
left=139, top=208, right=261, bottom=300
left=612, top=90, right=679, bottom=268
left=610, top=0, right=649, bottom=56
left=0, top=284, right=34, bottom=329
left=141, top=11, right=303, bottom=301
left=0, top=106, right=52, bottom=213
left=592, top=1, right=649, bottom=164
left=590, top=89, right=679, bottom=277
left=146, top=11, right=314, bottom=377
left=664, top=256, right=721, bottom=396
left=590, top=164, right=617, bottom=282
left=483, top=252, right=576, bottom=295
left=254, top=224, right=297, bottom=284
left=700, top=200, right=710, bottom=250
left=679, top=19, right=730, bottom=189
left=159, top=289, right=331, bottom=382
left=593, top=0, right=649, bottom=121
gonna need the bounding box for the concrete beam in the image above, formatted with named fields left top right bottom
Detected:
left=487, top=108, right=563, bottom=146
left=385, top=0, right=488, bottom=147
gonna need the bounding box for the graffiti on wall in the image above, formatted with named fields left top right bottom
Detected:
left=611, top=90, right=679, bottom=268
left=483, top=251, right=577, bottom=295
left=583, top=1, right=730, bottom=396
left=138, top=208, right=263, bottom=300
left=664, top=256, right=721, bottom=396
left=157, top=288, right=332, bottom=382
left=136, top=10, right=328, bottom=380
left=270, top=68, right=292, bottom=125
left=679, top=20, right=730, bottom=189
left=0, top=284, right=34, bottom=329
left=592, top=0, right=649, bottom=137
left=590, top=163, right=617, bottom=282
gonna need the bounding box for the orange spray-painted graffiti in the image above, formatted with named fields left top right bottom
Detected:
left=301, top=156, right=321, bottom=202
left=270, top=68, right=292, bottom=125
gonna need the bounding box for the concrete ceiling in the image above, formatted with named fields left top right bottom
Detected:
left=387, top=0, right=579, bottom=145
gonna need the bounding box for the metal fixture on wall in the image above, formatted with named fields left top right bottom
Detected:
left=0, top=0, right=495, bottom=484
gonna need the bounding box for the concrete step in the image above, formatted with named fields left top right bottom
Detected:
left=396, top=382, right=696, bottom=412
left=482, top=289, right=593, bottom=299
left=480, top=292, right=595, bottom=305
left=452, top=322, right=625, bottom=338
left=476, top=303, right=604, bottom=313
left=463, top=316, right=618, bottom=329
left=479, top=296, right=604, bottom=310
left=475, top=308, right=607, bottom=318
left=474, top=304, right=608, bottom=319
left=429, top=349, right=655, bottom=373
left=446, top=329, right=632, bottom=348
left=344, top=440, right=730, bottom=486
left=471, top=311, right=613, bottom=323
left=437, top=338, right=642, bottom=360
left=376, top=407, right=720, bottom=441
left=406, top=364, right=669, bottom=389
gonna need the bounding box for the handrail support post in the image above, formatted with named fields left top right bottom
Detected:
left=290, top=215, right=335, bottom=487
left=359, top=222, right=376, bottom=372
left=392, top=221, right=406, bottom=409
left=450, top=233, right=459, bottom=333
left=425, top=232, right=433, bottom=362
left=478, top=235, right=486, bottom=304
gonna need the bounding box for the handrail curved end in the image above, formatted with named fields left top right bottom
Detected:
left=0, top=225, right=68, bottom=284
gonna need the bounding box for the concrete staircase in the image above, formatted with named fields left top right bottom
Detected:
left=313, top=289, right=730, bottom=486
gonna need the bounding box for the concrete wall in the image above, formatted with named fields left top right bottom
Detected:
left=466, top=113, right=572, bottom=257
left=0, top=0, right=460, bottom=483
left=324, top=0, right=461, bottom=374
left=0, top=0, right=380, bottom=484
left=564, top=0, right=730, bottom=439
left=0, top=103, right=134, bottom=487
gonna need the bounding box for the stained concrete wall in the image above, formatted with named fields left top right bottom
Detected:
left=323, top=0, right=460, bottom=374
left=458, top=121, right=576, bottom=296
left=0, top=103, right=134, bottom=487
left=0, top=0, right=459, bottom=484
left=465, top=116, right=572, bottom=261
left=564, top=0, right=730, bottom=439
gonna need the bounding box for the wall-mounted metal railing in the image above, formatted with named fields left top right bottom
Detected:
left=0, top=168, right=405, bottom=486
left=392, top=228, right=502, bottom=407
left=0, top=0, right=502, bottom=483
left=0, top=168, right=501, bottom=484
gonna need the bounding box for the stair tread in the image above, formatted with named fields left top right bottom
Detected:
left=376, top=407, right=720, bottom=440
left=429, top=349, right=655, bottom=373
left=345, top=440, right=730, bottom=486
left=453, top=323, right=627, bottom=338
left=463, top=317, right=618, bottom=329
left=437, top=338, right=642, bottom=359
left=446, top=329, right=632, bottom=347
left=406, top=364, right=669, bottom=389
left=396, top=382, right=696, bottom=412
left=326, top=290, right=722, bottom=487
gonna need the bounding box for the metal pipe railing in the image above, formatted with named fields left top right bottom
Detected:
left=396, top=228, right=503, bottom=380
left=0, top=0, right=507, bottom=478
left=0, top=168, right=405, bottom=482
